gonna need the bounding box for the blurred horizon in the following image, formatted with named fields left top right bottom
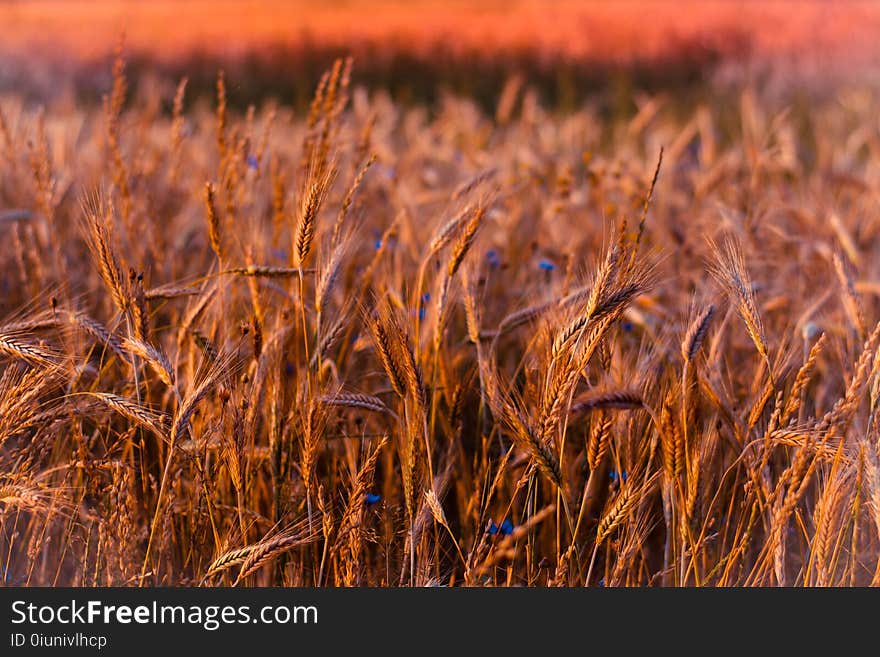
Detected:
left=1, top=1, right=879, bottom=109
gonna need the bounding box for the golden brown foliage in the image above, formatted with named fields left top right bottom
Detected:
left=1, top=56, right=880, bottom=588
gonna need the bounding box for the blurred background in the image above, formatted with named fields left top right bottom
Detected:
left=1, top=0, right=879, bottom=111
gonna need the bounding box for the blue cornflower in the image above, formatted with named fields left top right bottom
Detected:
left=488, top=519, right=514, bottom=536
left=609, top=470, right=628, bottom=484
left=622, top=321, right=634, bottom=332
left=418, top=292, right=431, bottom=321
left=379, top=165, right=397, bottom=182
left=374, top=239, right=383, bottom=250
left=365, top=493, right=381, bottom=505
left=486, top=249, right=501, bottom=268
left=246, top=154, right=259, bottom=170
left=538, top=259, right=555, bottom=272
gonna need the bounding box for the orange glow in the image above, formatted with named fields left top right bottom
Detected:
left=0, top=1, right=877, bottom=65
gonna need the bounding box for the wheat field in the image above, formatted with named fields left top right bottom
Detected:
left=1, top=51, right=879, bottom=587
